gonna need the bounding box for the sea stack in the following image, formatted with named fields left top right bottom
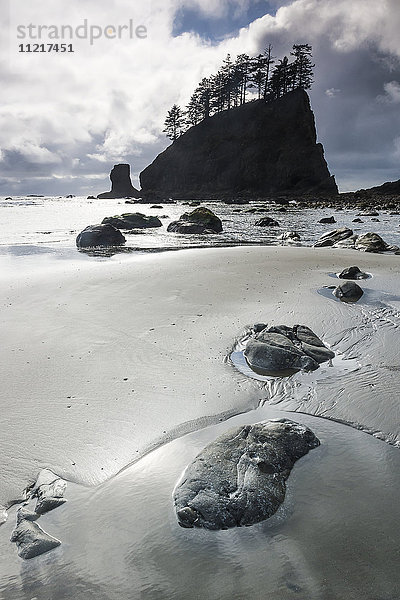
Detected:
left=97, top=164, right=141, bottom=199
left=140, top=89, right=338, bottom=199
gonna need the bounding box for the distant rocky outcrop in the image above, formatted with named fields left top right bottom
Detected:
left=356, top=179, right=400, bottom=197
left=140, top=90, right=338, bottom=199
left=174, top=419, right=320, bottom=530
left=98, top=164, right=141, bottom=199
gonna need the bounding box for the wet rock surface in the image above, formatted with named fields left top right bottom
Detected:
left=102, top=213, right=162, bottom=229
left=167, top=207, right=223, bottom=235
left=10, top=520, right=61, bottom=560
left=255, top=217, right=280, bottom=227
left=314, top=227, right=353, bottom=248
left=10, top=470, right=67, bottom=559
left=333, top=281, right=364, bottom=303
left=319, top=216, right=336, bottom=224
left=354, top=232, right=398, bottom=253
left=338, top=266, right=368, bottom=280
left=76, top=224, right=126, bottom=248
left=174, top=419, right=320, bottom=530
left=244, top=324, right=334, bottom=375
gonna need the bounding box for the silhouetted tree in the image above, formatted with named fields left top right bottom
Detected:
left=291, top=44, right=314, bottom=89
left=172, top=42, right=315, bottom=139
left=163, top=104, right=186, bottom=141
left=263, top=44, right=275, bottom=100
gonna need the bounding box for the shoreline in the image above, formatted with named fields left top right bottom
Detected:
left=1, top=245, right=400, bottom=514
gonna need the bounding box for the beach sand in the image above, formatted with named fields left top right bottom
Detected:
left=1, top=245, right=400, bottom=597
left=1, top=246, right=399, bottom=507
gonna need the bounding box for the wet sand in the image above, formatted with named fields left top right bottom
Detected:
left=0, top=246, right=400, bottom=597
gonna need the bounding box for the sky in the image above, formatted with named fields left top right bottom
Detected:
left=1, top=0, right=400, bottom=195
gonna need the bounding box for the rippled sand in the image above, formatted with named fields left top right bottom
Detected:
left=1, top=246, right=399, bottom=598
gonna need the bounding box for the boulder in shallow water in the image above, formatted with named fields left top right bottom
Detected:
left=354, top=232, right=398, bottom=253
left=102, top=213, right=162, bottom=229
left=319, top=216, right=336, bottom=224
left=338, top=266, right=368, bottom=280
left=76, top=224, right=126, bottom=248
left=244, top=324, right=334, bottom=375
left=255, top=217, right=280, bottom=227
left=168, top=207, right=222, bottom=234
left=174, top=419, right=320, bottom=530
left=333, top=281, right=364, bottom=303
left=314, top=227, right=353, bottom=247
left=10, top=519, right=61, bottom=559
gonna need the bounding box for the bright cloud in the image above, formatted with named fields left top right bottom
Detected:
left=0, top=0, right=399, bottom=194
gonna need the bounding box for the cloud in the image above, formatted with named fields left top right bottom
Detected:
left=379, top=80, right=400, bottom=103
left=0, top=0, right=399, bottom=194
left=325, top=88, right=341, bottom=98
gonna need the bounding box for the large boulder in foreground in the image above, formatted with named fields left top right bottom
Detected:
left=314, top=227, right=353, bottom=247
left=97, top=164, right=141, bottom=199
left=102, top=213, right=162, bottom=229
left=174, top=419, right=320, bottom=530
left=244, top=324, right=334, bottom=375
left=140, top=89, right=338, bottom=199
left=167, top=207, right=222, bottom=234
left=76, top=224, right=126, bottom=248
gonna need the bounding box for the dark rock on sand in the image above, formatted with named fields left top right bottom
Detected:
left=87, top=196, right=96, bottom=200
left=314, top=227, right=353, bottom=247
left=102, top=213, right=162, bottom=229
left=338, top=266, right=368, bottom=280
left=76, top=224, right=126, bottom=248
left=333, top=281, right=364, bottom=303
left=140, top=89, right=338, bottom=199
left=319, top=216, right=336, bottom=224
left=10, top=519, right=61, bottom=559
left=355, top=232, right=398, bottom=253
left=255, top=217, right=280, bottom=227
left=352, top=218, right=363, bottom=223
left=244, top=324, right=334, bottom=374
left=31, top=470, right=67, bottom=515
left=174, top=419, right=320, bottom=530
left=97, top=164, right=141, bottom=199
left=168, top=207, right=222, bottom=235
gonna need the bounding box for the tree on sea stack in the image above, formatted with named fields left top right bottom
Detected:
left=291, top=44, right=314, bottom=90
left=163, top=104, right=186, bottom=141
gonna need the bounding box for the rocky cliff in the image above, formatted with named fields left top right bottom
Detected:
left=357, top=179, right=400, bottom=196
left=98, top=164, right=140, bottom=199
left=140, top=89, right=337, bottom=199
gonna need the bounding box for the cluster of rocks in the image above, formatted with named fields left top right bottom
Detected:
left=314, top=228, right=398, bottom=253
left=243, top=324, right=335, bottom=375
left=76, top=207, right=223, bottom=248
left=174, top=419, right=320, bottom=530
left=10, top=470, right=66, bottom=559
left=326, top=265, right=369, bottom=303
